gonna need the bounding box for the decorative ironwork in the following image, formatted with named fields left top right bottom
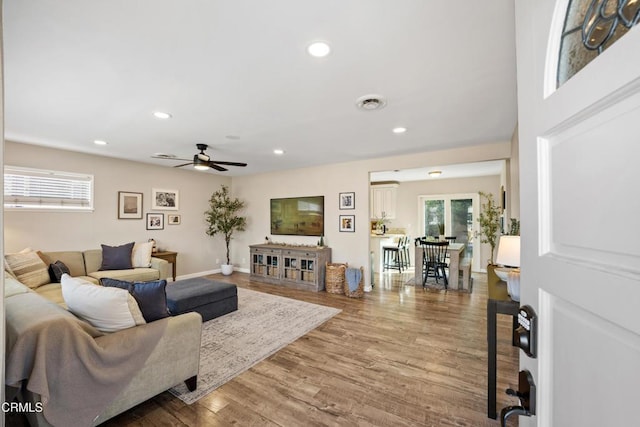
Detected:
left=557, top=0, right=639, bottom=87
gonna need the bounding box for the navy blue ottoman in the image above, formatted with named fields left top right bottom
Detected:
left=166, top=278, right=238, bottom=321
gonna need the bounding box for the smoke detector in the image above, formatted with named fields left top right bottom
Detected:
left=356, top=94, right=387, bottom=111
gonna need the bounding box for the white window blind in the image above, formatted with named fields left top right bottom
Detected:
left=4, top=166, right=94, bottom=210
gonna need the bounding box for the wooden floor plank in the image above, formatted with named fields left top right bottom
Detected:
left=12, top=271, right=520, bottom=426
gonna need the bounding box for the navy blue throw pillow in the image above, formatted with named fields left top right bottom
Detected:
left=100, top=242, right=134, bottom=271
left=48, top=260, right=71, bottom=283
left=100, top=277, right=169, bottom=322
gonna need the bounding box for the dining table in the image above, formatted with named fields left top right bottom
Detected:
left=414, top=242, right=467, bottom=290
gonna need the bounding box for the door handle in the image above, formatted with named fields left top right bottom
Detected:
left=501, top=370, right=536, bottom=426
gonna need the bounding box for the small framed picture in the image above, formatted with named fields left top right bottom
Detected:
left=339, top=215, right=355, bottom=232
left=146, top=213, right=164, bottom=230
left=151, top=188, right=179, bottom=210
left=339, top=192, right=355, bottom=210
left=118, top=191, right=143, bottom=219
left=168, top=214, right=181, bottom=225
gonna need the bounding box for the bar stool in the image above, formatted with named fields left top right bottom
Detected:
left=383, top=236, right=404, bottom=272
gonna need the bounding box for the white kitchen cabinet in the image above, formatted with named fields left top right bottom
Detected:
left=370, top=184, right=397, bottom=219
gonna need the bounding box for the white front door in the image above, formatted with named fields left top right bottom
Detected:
left=516, top=1, right=640, bottom=426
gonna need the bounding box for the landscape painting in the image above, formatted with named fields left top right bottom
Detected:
left=270, top=196, right=324, bottom=236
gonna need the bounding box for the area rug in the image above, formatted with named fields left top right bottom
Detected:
left=168, top=287, right=341, bottom=404
left=404, top=276, right=447, bottom=290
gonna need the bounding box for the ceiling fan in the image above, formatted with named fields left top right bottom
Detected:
left=153, top=144, right=247, bottom=172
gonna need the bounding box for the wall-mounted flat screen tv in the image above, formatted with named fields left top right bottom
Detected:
left=270, top=196, right=324, bottom=236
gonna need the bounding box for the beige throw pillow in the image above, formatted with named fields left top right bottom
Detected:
left=5, top=248, right=50, bottom=289
left=132, top=241, right=154, bottom=268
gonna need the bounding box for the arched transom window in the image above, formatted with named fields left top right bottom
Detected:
left=558, top=0, right=639, bottom=87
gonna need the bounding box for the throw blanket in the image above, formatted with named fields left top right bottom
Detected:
left=5, top=292, right=168, bottom=427
left=345, top=268, right=362, bottom=292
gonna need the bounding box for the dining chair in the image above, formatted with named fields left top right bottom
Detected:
left=443, top=236, right=456, bottom=261
left=421, top=240, right=449, bottom=288
left=402, top=235, right=411, bottom=269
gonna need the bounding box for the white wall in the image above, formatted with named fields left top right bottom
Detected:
left=4, top=139, right=512, bottom=285
left=4, top=141, right=231, bottom=278
left=509, top=125, right=520, bottom=219
left=232, top=141, right=511, bottom=286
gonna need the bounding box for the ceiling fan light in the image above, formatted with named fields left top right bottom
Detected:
left=193, top=154, right=210, bottom=170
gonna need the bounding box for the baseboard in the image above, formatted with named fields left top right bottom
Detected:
left=173, top=269, right=220, bottom=281
left=171, top=267, right=250, bottom=282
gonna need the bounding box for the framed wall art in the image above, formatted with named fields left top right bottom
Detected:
left=339, top=215, right=355, bottom=232
left=168, top=214, right=181, bottom=225
left=151, top=188, right=179, bottom=210
left=118, top=191, right=143, bottom=219
left=146, top=213, right=164, bottom=230
left=339, top=192, right=355, bottom=210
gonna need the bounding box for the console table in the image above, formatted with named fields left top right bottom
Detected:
left=486, top=264, right=519, bottom=419
left=153, top=251, right=178, bottom=281
left=249, top=244, right=331, bottom=292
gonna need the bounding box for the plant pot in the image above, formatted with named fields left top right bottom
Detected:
left=220, top=264, right=234, bottom=276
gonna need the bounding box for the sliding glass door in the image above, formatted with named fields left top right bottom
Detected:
left=419, top=193, right=480, bottom=272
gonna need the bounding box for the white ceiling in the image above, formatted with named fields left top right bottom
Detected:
left=3, top=1, right=517, bottom=177
left=370, top=160, right=504, bottom=183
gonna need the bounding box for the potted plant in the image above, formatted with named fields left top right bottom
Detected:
left=478, top=191, right=502, bottom=264
left=205, top=185, right=247, bottom=275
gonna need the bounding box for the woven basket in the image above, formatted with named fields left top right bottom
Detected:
left=344, top=266, right=365, bottom=298
left=325, top=262, right=347, bottom=294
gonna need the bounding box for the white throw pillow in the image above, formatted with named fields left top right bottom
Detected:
left=61, top=274, right=145, bottom=332
left=131, top=241, right=154, bottom=268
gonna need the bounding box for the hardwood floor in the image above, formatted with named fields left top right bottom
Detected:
left=9, top=271, right=520, bottom=426
left=103, top=270, right=520, bottom=427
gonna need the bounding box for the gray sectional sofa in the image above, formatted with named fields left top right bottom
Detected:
left=4, top=249, right=202, bottom=426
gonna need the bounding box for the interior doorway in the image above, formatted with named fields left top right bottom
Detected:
left=418, top=193, right=480, bottom=272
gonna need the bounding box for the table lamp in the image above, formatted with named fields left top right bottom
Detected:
left=495, top=235, right=521, bottom=301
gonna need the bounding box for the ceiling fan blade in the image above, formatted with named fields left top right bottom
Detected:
left=151, top=156, right=192, bottom=162
left=211, top=160, right=248, bottom=167
left=208, top=163, right=228, bottom=172
left=173, top=162, right=194, bottom=168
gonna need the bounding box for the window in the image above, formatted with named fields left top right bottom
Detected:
left=4, top=166, right=94, bottom=211
left=557, top=0, right=639, bottom=87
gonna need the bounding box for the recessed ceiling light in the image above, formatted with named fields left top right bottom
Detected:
left=428, top=170, right=442, bottom=177
left=153, top=111, right=172, bottom=119
left=273, top=149, right=285, bottom=155
left=93, top=140, right=108, bottom=146
left=307, top=41, right=331, bottom=57
left=392, top=127, right=407, bottom=134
